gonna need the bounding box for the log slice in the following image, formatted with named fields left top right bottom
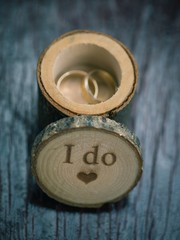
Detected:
left=32, top=116, right=143, bottom=208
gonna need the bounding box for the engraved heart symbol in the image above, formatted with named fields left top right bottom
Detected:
left=77, top=172, right=97, bottom=184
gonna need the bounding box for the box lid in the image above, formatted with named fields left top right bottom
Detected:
left=31, top=116, right=143, bottom=208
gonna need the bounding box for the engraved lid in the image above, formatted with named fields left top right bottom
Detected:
left=37, top=30, right=138, bottom=117
left=31, top=116, right=143, bottom=208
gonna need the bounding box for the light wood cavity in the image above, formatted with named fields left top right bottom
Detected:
left=38, top=31, right=138, bottom=116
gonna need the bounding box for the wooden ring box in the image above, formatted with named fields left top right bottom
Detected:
left=32, top=30, right=143, bottom=208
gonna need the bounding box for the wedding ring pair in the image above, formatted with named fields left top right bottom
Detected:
left=56, top=69, right=117, bottom=104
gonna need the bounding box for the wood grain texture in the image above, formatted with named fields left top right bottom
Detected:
left=31, top=116, right=142, bottom=208
left=0, top=0, right=179, bottom=239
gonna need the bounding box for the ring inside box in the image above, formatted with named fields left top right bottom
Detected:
left=54, top=44, right=120, bottom=105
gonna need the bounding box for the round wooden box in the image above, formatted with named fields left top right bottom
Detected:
left=37, top=30, right=137, bottom=116
left=32, top=30, right=143, bottom=208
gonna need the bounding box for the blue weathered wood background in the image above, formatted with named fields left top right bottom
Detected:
left=0, top=0, right=180, bottom=239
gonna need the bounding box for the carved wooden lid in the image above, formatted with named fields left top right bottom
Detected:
left=37, top=30, right=138, bottom=116
left=31, top=116, right=143, bottom=208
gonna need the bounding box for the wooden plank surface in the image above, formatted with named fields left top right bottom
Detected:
left=0, top=0, right=180, bottom=239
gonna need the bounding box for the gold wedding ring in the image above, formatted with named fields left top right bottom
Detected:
left=56, top=70, right=99, bottom=104
left=81, top=76, right=100, bottom=104
left=83, top=69, right=117, bottom=102
left=56, top=70, right=86, bottom=90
